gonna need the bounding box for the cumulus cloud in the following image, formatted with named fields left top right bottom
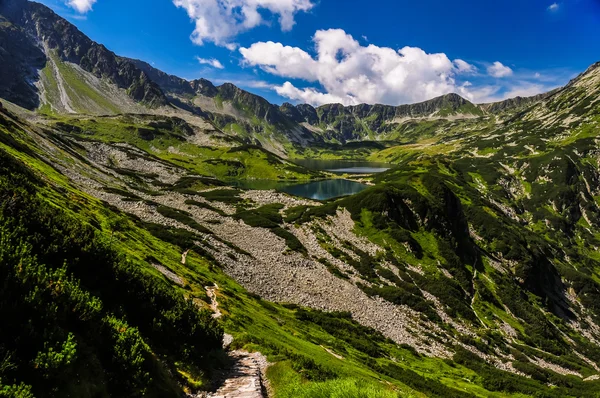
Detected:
left=548, top=2, right=560, bottom=11
left=487, top=61, right=513, bottom=78
left=240, top=29, right=487, bottom=106
left=475, top=82, right=548, bottom=103
left=66, top=0, right=97, bottom=13
left=454, top=59, right=477, bottom=73
left=502, top=83, right=546, bottom=98
left=196, top=57, right=225, bottom=69
left=173, top=0, right=314, bottom=48
left=212, top=78, right=273, bottom=89
left=275, top=82, right=349, bottom=105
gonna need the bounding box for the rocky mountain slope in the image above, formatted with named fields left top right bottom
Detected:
left=0, top=0, right=166, bottom=112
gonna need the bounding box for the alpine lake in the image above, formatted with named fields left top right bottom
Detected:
left=231, top=160, right=391, bottom=201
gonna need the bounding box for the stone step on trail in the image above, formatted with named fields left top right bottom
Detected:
left=208, top=351, right=265, bottom=398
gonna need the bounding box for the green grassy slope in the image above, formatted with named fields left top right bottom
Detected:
left=43, top=113, right=322, bottom=182
left=0, top=130, right=223, bottom=397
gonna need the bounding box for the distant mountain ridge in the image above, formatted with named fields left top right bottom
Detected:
left=0, top=0, right=596, bottom=148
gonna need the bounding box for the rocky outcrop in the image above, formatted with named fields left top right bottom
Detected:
left=294, top=103, right=319, bottom=125
left=0, top=0, right=168, bottom=109
left=278, top=102, right=304, bottom=123
left=129, top=58, right=220, bottom=98
left=216, top=83, right=286, bottom=125
left=276, top=93, right=484, bottom=142
left=0, top=13, right=45, bottom=109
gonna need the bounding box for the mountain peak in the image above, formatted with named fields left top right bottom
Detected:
left=586, top=61, right=600, bottom=72
left=440, top=92, right=467, bottom=101
left=0, top=0, right=168, bottom=110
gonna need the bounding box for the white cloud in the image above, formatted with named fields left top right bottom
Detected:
left=66, top=0, right=97, bottom=13
left=196, top=57, right=225, bottom=69
left=487, top=61, right=513, bottom=78
left=212, top=78, right=273, bottom=89
left=173, top=0, right=314, bottom=48
left=240, top=29, right=488, bottom=106
left=275, top=82, right=350, bottom=105
left=238, top=29, right=567, bottom=106
left=548, top=2, right=560, bottom=11
left=474, top=82, right=548, bottom=103
left=454, top=59, right=477, bottom=73
left=502, top=83, right=546, bottom=98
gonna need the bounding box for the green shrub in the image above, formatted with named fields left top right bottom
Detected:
left=0, top=149, right=223, bottom=397
left=295, top=309, right=385, bottom=358
left=197, top=189, right=244, bottom=204
left=156, top=205, right=212, bottom=234
left=234, top=204, right=306, bottom=253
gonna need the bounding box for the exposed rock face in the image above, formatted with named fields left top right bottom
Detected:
left=217, top=83, right=287, bottom=125
left=278, top=102, right=304, bottom=123
left=129, top=58, right=220, bottom=98
left=125, top=58, right=320, bottom=147
left=291, top=93, right=480, bottom=123
left=191, top=78, right=219, bottom=97
left=131, top=57, right=288, bottom=125
left=295, top=103, right=319, bottom=124
left=0, top=0, right=167, bottom=109
left=0, top=11, right=45, bottom=109
left=273, top=93, right=486, bottom=142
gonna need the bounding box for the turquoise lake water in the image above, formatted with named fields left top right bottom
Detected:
left=231, top=159, right=391, bottom=200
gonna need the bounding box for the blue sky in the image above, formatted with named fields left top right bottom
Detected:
left=38, top=0, right=600, bottom=105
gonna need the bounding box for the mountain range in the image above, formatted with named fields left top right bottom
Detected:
left=0, top=0, right=569, bottom=152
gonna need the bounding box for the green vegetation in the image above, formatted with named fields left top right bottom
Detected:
left=198, top=188, right=244, bottom=204
left=51, top=52, right=122, bottom=114
left=270, top=372, right=398, bottom=398
left=0, top=149, right=222, bottom=396
left=234, top=204, right=307, bottom=254
left=46, top=115, right=322, bottom=182
left=156, top=204, right=212, bottom=234
left=168, top=175, right=225, bottom=194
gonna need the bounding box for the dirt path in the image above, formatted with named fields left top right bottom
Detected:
left=203, top=284, right=269, bottom=398
left=320, top=345, right=344, bottom=360
left=205, top=284, right=222, bottom=319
